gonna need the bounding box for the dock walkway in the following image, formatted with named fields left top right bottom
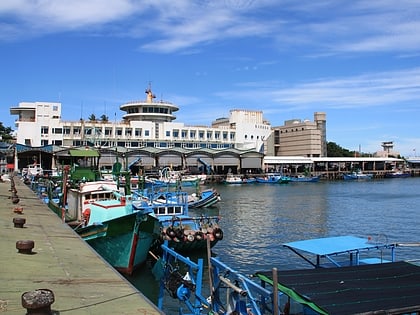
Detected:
left=0, top=176, right=163, bottom=314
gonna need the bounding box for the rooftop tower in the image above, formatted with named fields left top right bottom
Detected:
left=119, top=84, right=179, bottom=122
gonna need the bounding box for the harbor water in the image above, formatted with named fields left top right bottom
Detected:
left=125, top=176, right=420, bottom=312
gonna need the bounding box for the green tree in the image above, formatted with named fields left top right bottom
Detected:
left=0, top=122, right=13, bottom=141
left=88, top=114, right=97, bottom=121
left=100, top=114, right=109, bottom=122
left=327, top=141, right=373, bottom=157
left=327, top=142, right=354, bottom=157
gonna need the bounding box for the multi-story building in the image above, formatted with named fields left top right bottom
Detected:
left=10, top=86, right=272, bottom=155
left=270, top=112, right=327, bottom=157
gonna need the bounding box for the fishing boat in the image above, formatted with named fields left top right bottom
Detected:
left=343, top=169, right=373, bottom=180
left=188, top=188, right=221, bottom=208
left=256, top=173, right=291, bottom=184
left=156, top=241, right=282, bottom=315
left=385, top=169, right=411, bottom=178
left=75, top=188, right=160, bottom=276
left=132, top=187, right=223, bottom=253
left=289, top=174, right=321, bottom=182
left=155, top=236, right=420, bottom=315
left=151, top=167, right=203, bottom=187
left=47, top=165, right=122, bottom=224
left=223, top=173, right=243, bottom=184
left=253, top=235, right=420, bottom=315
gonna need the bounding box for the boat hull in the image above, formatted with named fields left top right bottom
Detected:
left=385, top=172, right=411, bottom=178
left=77, top=212, right=159, bottom=275
left=188, top=189, right=220, bottom=208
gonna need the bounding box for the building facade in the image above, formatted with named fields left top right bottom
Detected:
left=10, top=86, right=330, bottom=174
left=270, top=112, right=327, bottom=157
left=10, top=87, right=272, bottom=153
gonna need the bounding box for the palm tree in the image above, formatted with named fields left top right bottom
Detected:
left=100, top=114, right=109, bottom=123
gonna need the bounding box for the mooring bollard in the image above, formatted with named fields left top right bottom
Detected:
left=16, top=240, right=35, bottom=254
left=13, top=217, right=26, bottom=228
left=21, top=289, right=55, bottom=315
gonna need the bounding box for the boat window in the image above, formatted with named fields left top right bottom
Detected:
left=174, top=206, right=182, bottom=214
left=156, top=207, right=166, bottom=215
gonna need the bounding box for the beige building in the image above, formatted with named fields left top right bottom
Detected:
left=269, top=112, right=327, bottom=157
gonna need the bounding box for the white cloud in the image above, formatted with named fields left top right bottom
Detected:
left=2, top=0, right=420, bottom=55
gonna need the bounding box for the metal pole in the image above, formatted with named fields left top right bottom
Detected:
left=272, top=268, right=279, bottom=315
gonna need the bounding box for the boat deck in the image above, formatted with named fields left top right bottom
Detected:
left=256, top=261, right=420, bottom=315
left=0, top=176, right=162, bottom=314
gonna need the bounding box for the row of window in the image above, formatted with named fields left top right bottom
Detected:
left=126, top=107, right=171, bottom=114
left=70, top=140, right=233, bottom=149
left=42, top=126, right=236, bottom=141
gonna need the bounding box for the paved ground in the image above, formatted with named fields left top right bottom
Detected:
left=0, top=175, right=163, bottom=314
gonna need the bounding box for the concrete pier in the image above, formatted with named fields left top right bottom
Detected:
left=0, top=176, right=163, bottom=314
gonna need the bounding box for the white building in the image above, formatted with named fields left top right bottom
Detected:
left=10, top=86, right=272, bottom=153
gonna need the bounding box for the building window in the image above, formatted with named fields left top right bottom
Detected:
left=145, top=130, right=150, bottom=137
left=41, top=140, right=48, bottom=146
left=41, top=126, right=49, bottom=134
left=52, top=140, right=63, bottom=145
left=52, top=128, right=62, bottom=134
left=166, top=131, right=171, bottom=137
left=181, top=130, right=187, bottom=138
left=135, top=128, right=141, bottom=137
left=173, top=130, right=179, bottom=138
left=116, top=128, right=122, bottom=136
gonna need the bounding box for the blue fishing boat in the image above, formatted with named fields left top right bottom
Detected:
left=289, top=174, right=321, bottom=182
left=343, top=170, right=373, bottom=180
left=133, top=187, right=223, bottom=253
left=155, top=236, right=420, bottom=315
left=188, top=188, right=221, bottom=208
left=156, top=241, right=281, bottom=315
left=256, top=173, right=291, bottom=184
left=385, top=170, right=411, bottom=178
left=253, top=235, right=420, bottom=315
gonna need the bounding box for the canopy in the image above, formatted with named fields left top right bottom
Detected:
left=68, top=149, right=100, bottom=157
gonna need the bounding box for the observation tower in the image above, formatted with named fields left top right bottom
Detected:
left=120, top=85, right=179, bottom=122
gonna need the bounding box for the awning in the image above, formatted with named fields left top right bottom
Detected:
left=69, top=149, right=100, bottom=157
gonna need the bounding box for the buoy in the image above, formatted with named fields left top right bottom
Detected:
left=213, top=227, right=224, bottom=240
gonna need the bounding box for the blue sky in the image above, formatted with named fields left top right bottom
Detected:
left=1, top=0, right=420, bottom=157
